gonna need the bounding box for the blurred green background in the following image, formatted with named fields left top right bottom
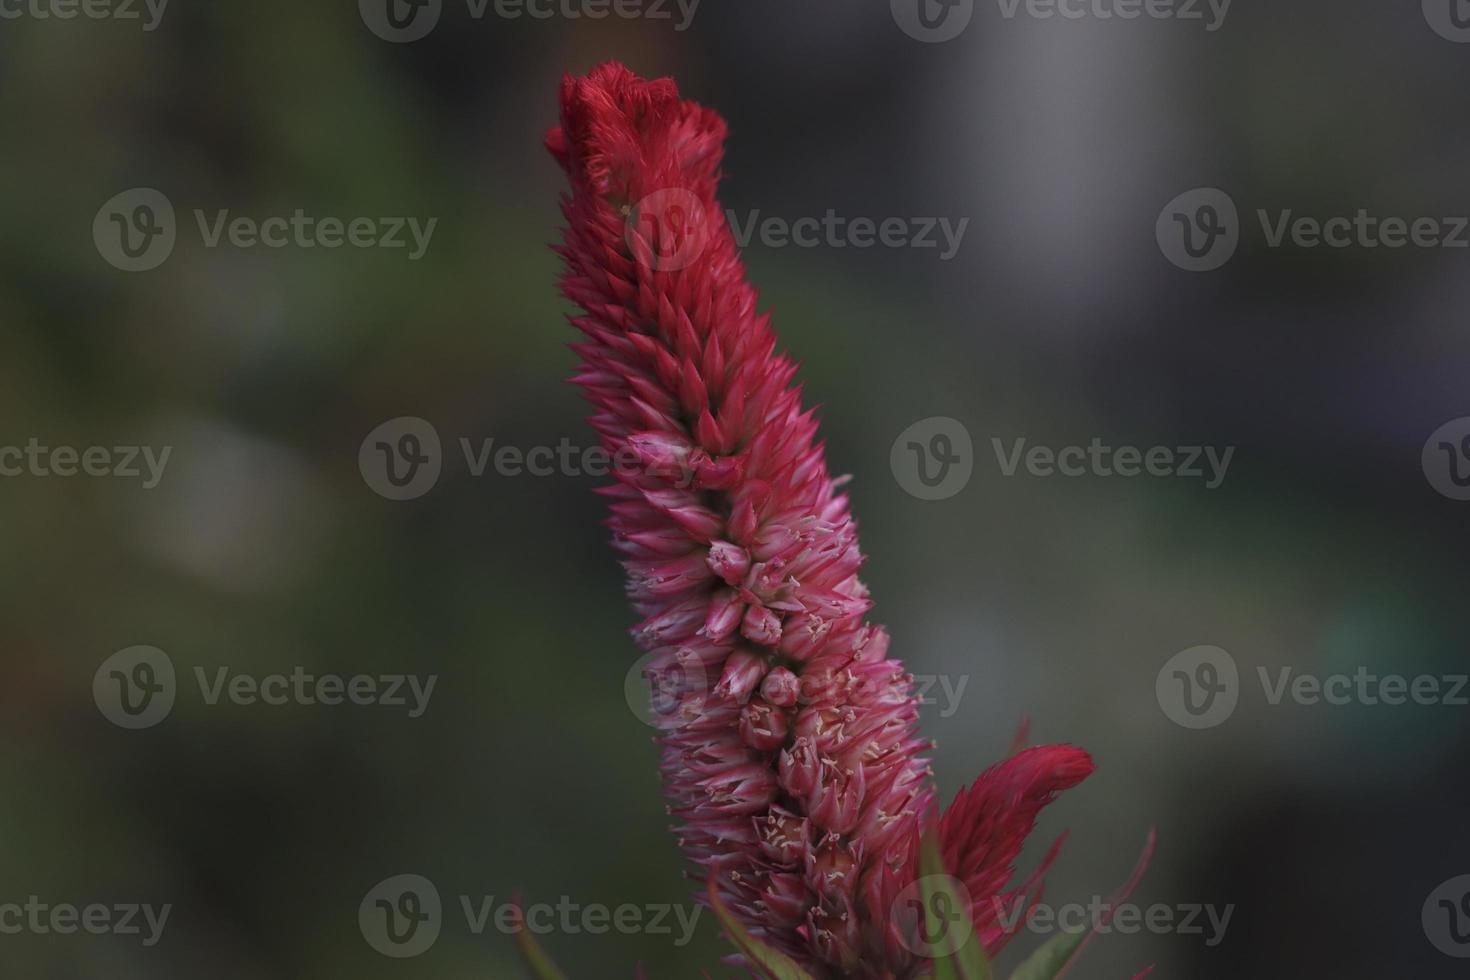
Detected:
left=2, top=1, right=1469, bottom=977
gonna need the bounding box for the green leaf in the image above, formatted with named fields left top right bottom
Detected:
left=707, top=878, right=818, bottom=980
left=509, top=896, right=570, bottom=980
left=1006, top=930, right=1086, bottom=980
left=919, top=831, right=993, bottom=980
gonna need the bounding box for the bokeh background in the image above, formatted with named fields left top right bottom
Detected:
left=3, top=1, right=1470, bottom=976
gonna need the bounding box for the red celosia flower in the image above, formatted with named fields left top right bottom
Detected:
left=547, top=62, right=1098, bottom=978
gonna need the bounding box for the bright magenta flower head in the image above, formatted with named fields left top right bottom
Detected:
left=547, top=62, right=1100, bottom=978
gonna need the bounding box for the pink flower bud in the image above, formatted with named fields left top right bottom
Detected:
left=739, top=697, right=790, bottom=751
left=760, top=667, right=800, bottom=707
left=740, top=603, right=783, bottom=647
